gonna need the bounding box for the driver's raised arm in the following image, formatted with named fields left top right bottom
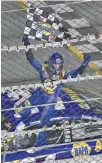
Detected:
left=23, top=36, right=42, bottom=73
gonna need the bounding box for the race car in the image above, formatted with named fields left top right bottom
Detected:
left=1, top=85, right=102, bottom=152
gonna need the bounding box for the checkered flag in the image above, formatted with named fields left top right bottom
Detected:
left=24, top=5, right=71, bottom=42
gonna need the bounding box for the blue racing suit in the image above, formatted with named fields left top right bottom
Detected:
left=23, top=36, right=91, bottom=82
left=23, top=38, right=91, bottom=127
left=25, top=48, right=90, bottom=81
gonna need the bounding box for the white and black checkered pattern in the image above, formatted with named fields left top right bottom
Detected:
left=24, top=6, right=71, bottom=42
left=23, top=1, right=102, bottom=69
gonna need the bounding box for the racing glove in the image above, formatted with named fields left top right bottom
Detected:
left=82, top=53, right=91, bottom=67
left=22, top=36, right=34, bottom=62
left=22, top=35, right=30, bottom=46
left=76, top=53, right=91, bottom=75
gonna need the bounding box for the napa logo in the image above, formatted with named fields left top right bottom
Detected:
left=71, top=142, right=91, bottom=158
left=42, top=85, right=57, bottom=95
left=95, top=140, right=102, bottom=151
